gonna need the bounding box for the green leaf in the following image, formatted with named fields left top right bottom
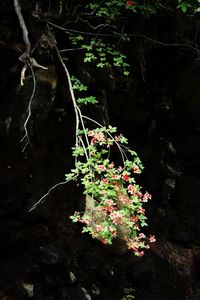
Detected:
left=123, top=71, right=130, bottom=76
left=181, top=5, right=187, bottom=12
left=77, top=96, right=98, bottom=105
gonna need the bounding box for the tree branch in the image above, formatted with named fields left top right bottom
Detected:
left=47, top=20, right=200, bottom=56
left=29, top=179, right=76, bottom=212
left=14, top=0, right=31, bottom=54
left=20, top=67, right=36, bottom=152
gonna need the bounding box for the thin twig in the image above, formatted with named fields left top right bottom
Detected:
left=76, top=106, right=91, bottom=151
left=46, top=20, right=200, bottom=55
left=20, top=65, right=27, bottom=86
left=14, top=0, right=48, bottom=151
left=130, top=33, right=200, bottom=55
left=29, top=178, right=76, bottom=212
left=78, top=136, right=89, bottom=160
left=47, top=21, right=118, bottom=37
left=56, top=49, right=80, bottom=161
left=20, top=67, right=36, bottom=151
left=59, top=48, right=83, bottom=52
left=78, top=18, right=114, bottom=30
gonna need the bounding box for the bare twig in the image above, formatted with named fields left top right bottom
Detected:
left=14, top=0, right=31, bottom=54
left=56, top=50, right=80, bottom=157
left=47, top=20, right=200, bottom=55
left=129, top=33, right=200, bottom=55
left=47, top=21, right=117, bottom=37
left=29, top=178, right=76, bottom=212
left=78, top=17, right=115, bottom=31
left=59, top=48, right=83, bottom=52
left=14, top=0, right=48, bottom=151
left=20, top=67, right=36, bottom=152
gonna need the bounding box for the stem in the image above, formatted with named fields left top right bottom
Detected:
left=78, top=135, right=89, bottom=161
left=29, top=177, right=76, bottom=212
left=14, top=0, right=31, bottom=54
left=20, top=67, right=36, bottom=151
left=56, top=49, right=93, bottom=163
left=56, top=50, right=80, bottom=164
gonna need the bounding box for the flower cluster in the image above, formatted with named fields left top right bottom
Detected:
left=67, top=126, right=155, bottom=256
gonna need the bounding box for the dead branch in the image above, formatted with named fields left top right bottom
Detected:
left=14, top=0, right=31, bottom=54
left=20, top=67, right=36, bottom=152
left=29, top=179, right=75, bottom=212
left=14, top=0, right=48, bottom=150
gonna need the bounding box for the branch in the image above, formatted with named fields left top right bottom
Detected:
left=14, top=0, right=31, bottom=54
left=14, top=0, right=47, bottom=85
left=20, top=67, right=36, bottom=152
left=47, top=21, right=118, bottom=37
left=29, top=178, right=76, bottom=212
left=47, top=20, right=200, bottom=56
left=14, top=0, right=48, bottom=151
left=56, top=49, right=80, bottom=156
left=129, top=33, right=200, bottom=55
left=59, top=48, right=83, bottom=52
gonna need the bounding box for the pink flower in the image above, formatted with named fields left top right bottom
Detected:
left=131, top=215, right=139, bottom=222
left=133, top=165, right=140, bottom=173
left=137, top=207, right=145, bottom=214
left=109, top=226, right=117, bottom=238
left=101, top=178, right=108, bottom=184
left=137, top=192, right=143, bottom=198
left=91, top=133, right=105, bottom=143
left=97, top=206, right=104, bottom=212
left=96, top=206, right=107, bottom=216
left=112, top=174, right=120, bottom=180
left=149, top=235, right=156, bottom=243
left=122, top=173, right=130, bottom=182
left=119, top=195, right=131, bottom=205
left=105, top=201, right=116, bottom=213
left=139, top=233, right=146, bottom=239
left=110, top=211, right=123, bottom=225
left=82, top=216, right=91, bottom=225
left=135, top=224, right=140, bottom=231
left=88, top=130, right=94, bottom=136
left=118, top=166, right=124, bottom=173
left=139, top=251, right=144, bottom=257
left=101, top=239, right=107, bottom=245
left=105, top=199, right=116, bottom=207
left=127, top=239, right=139, bottom=251
left=109, top=162, right=115, bottom=169
left=95, top=225, right=104, bottom=232
left=114, top=134, right=123, bottom=142
left=128, top=184, right=135, bottom=195
left=142, top=192, right=152, bottom=202
left=74, top=211, right=80, bottom=216
left=97, top=164, right=106, bottom=171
